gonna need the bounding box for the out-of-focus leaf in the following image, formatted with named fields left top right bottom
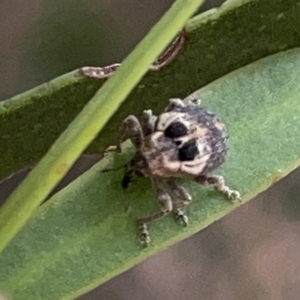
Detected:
left=1, top=0, right=300, bottom=180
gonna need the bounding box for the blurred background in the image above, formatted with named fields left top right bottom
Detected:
left=1, top=0, right=300, bottom=299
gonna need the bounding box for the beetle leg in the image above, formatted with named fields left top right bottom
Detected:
left=137, top=178, right=173, bottom=245
left=185, top=97, right=201, bottom=106
left=117, top=115, right=143, bottom=152
left=141, top=109, right=157, bottom=136
left=195, top=175, right=241, bottom=201
left=164, top=98, right=186, bottom=112
left=166, top=179, right=191, bottom=226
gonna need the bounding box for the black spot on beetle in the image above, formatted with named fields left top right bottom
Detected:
left=178, top=139, right=199, bottom=161
left=164, top=122, right=188, bottom=138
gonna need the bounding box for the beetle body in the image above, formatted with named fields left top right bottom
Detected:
left=115, top=98, right=240, bottom=245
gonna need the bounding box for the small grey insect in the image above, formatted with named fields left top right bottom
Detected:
left=113, top=98, right=240, bottom=245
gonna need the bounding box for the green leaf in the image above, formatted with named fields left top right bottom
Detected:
left=0, top=0, right=206, bottom=254
left=1, top=0, right=300, bottom=181
left=1, top=48, right=300, bottom=300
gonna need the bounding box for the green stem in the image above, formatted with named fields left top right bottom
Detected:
left=0, top=0, right=205, bottom=253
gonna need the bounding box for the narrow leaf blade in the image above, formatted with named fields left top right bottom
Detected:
left=1, top=48, right=300, bottom=300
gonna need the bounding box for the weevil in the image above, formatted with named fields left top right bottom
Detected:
left=112, top=98, right=241, bottom=245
